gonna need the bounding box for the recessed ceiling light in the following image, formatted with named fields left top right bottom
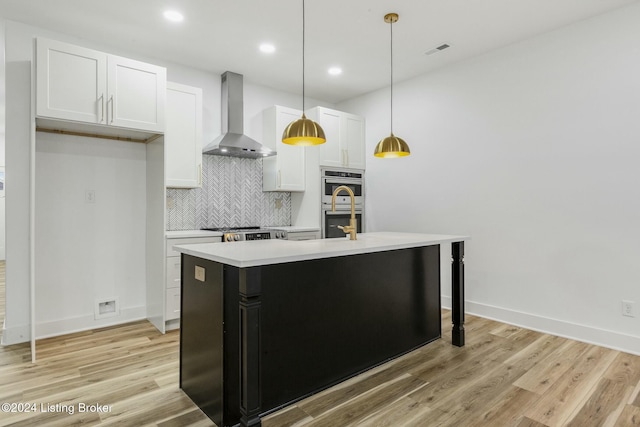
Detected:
left=259, top=43, right=276, bottom=54
left=328, top=67, right=342, bottom=76
left=163, top=10, right=184, bottom=22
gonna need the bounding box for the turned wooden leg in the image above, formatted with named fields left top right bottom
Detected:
left=451, top=241, right=465, bottom=347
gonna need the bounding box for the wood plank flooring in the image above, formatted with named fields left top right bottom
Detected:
left=1, top=275, right=639, bottom=425
left=263, top=314, right=640, bottom=427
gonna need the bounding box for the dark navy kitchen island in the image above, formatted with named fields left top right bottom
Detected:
left=175, top=232, right=468, bottom=427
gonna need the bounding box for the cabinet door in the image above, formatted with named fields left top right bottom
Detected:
left=107, top=55, right=166, bottom=132
left=165, top=288, right=181, bottom=321
left=166, top=82, right=203, bottom=188
left=276, top=107, right=306, bottom=191
left=343, top=113, right=366, bottom=169
left=164, top=236, right=222, bottom=325
left=263, top=106, right=305, bottom=191
left=36, top=38, right=107, bottom=124
left=166, top=256, right=181, bottom=289
left=315, top=108, right=342, bottom=167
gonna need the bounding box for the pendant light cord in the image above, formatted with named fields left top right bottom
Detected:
left=390, top=18, right=394, bottom=135
left=302, top=0, right=306, bottom=111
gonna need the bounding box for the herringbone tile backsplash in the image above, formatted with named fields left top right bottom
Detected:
left=166, top=156, right=291, bottom=230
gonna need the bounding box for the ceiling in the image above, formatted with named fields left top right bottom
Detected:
left=1, top=0, right=638, bottom=103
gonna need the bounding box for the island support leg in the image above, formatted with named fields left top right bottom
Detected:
left=239, top=268, right=262, bottom=427
left=451, top=241, right=465, bottom=346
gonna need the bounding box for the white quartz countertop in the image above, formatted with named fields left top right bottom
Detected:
left=166, top=230, right=223, bottom=239
left=174, top=232, right=469, bottom=268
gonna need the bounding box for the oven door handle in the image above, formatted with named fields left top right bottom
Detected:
left=323, top=179, right=362, bottom=185
left=323, top=209, right=363, bottom=215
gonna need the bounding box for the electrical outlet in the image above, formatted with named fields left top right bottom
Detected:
left=622, top=300, right=635, bottom=317
left=85, top=189, right=96, bottom=204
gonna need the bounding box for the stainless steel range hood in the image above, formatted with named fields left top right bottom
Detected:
left=202, top=71, right=276, bottom=158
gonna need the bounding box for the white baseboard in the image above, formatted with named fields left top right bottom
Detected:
left=165, top=318, right=180, bottom=331
left=442, top=296, right=640, bottom=356
left=34, top=305, right=147, bottom=340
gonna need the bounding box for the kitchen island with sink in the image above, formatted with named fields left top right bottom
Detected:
left=174, top=232, right=468, bottom=427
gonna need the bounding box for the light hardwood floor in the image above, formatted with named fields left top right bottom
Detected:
left=0, top=286, right=639, bottom=425
left=264, top=312, right=640, bottom=427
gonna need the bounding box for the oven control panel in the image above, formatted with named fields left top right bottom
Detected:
left=245, top=232, right=273, bottom=241
left=223, top=230, right=288, bottom=242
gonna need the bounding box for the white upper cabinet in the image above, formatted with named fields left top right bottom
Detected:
left=314, top=108, right=341, bottom=166
left=36, top=37, right=166, bottom=134
left=107, top=55, right=166, bottom=132
left=165, top=82, right=203, bottom=188
left=342, top=113, right=366, bottom=169
left=307, top=107, right=366, bottom=170
left=36, top=39, right=107, bottom=124
left=262, top=105, right=305, bottom=192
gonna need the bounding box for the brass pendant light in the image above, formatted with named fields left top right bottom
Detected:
left=282, top=0, right=326, bottom=146
left=374, top=13, right=410, bottom=158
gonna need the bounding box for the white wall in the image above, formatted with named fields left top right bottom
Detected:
left=339, top=3, right=640, bottom=354
left=3, top=19, right=33, bottom=344
left=0, top=20, right=6, bottom=261
left=35, top=134, right=147, bottom=336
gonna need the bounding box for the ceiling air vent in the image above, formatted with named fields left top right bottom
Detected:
left=425, top=43, right=451, bottom=56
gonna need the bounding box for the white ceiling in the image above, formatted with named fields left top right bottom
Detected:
left=1, top=0, right=638, bottom=103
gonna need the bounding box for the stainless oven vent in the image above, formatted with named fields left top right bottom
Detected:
left=202, top=72, right=276, bottom=159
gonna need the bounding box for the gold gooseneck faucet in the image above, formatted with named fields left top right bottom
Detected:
left=331, top=185, right=357, bottom=240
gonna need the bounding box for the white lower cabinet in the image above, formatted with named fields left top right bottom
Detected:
left=165, top=256, right=181, bottom=321
left=166, top=288, right=181, bottom=321
left=165, top=235, right=221, bottom=325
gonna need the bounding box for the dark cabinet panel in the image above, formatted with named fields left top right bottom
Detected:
left=259, top=245, right=441, bottom=410
left=179, top=255, right=224, bottom=426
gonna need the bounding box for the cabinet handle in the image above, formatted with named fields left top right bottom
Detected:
left=277, top=169, right=282, bottom=187
left=99, top=94, right=105, bottom=123
left=109, top=95, right=114, bottom=124
left=345, top=150, right=349, bottom=166
left=198, top=164, right=202, bottom=186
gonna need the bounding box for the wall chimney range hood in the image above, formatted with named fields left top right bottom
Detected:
left=202, top=71, right=275, bottom=158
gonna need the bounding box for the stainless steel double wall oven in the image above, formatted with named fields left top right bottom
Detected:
left=321, top=168, right=364, bottom=238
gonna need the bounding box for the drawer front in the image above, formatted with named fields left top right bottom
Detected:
left=166, top=256, right=181, bottom=289
left=166, top=288, right=181, bottom=320
left=166, top=236, right=221, bottom=257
